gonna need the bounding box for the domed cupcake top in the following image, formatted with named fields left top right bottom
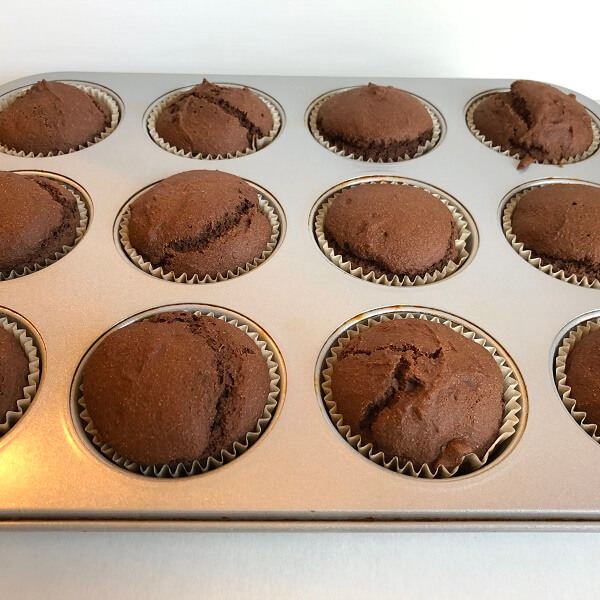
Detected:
left=315, top=83, right=434, bottom=161
left=82, top=311, right=271, bottom=467
left=0, top=80, right=112, bottom=155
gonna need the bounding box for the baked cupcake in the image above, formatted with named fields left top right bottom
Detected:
left=565, top=328, right=600, bottom=430
left=0, top=171, right=81, bottom=278
left=472, top=80, right=594, bottom=169
left=81, top=311, right=271, bottom=468
left=314, top=83, right=435, bottom=161
left=330, top=318, right=504, bottom=472
left=153, top=79, right=275, bottom=156
left=510, top=183, right=600, bottom=281
left=0, top=326, right=30, bottom=425
left=0, top=80, right=112, bottom=155
left=322, top=183, right=459, bottom=280
left=126, top=170, right=273, bottom=280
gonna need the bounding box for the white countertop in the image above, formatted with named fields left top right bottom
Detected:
left=1, top=531, right=597, bottom=598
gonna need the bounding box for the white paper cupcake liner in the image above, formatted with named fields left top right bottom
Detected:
left=0, top=81, right=120, bottom=157
left=314, top=180, right=471, bottom=286
left=308, top=87, right=442, bottom=162
left=147, top=84, right=282, bottom=160
left=119, top=191, right=280, bottom=284
left=466, top=91, right=600, bottom=167
left=0, top=315, right=40, bottom=436
left=321, top=311, right=523, bottom=478
left=0, top=180, right=89, bottom=281
left=555, top=317, right=600, bottom=442
left=77, top=309, right=281, bottom=477
left=502, top=184, right=600, bottom=289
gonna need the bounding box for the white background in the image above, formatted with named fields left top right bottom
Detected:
left=2, top=1, right=600, bottom=598
left=2, top=0, right=600, bottom=98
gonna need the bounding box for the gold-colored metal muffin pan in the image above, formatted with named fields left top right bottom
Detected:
left=1, top=73, right=599, bottom=530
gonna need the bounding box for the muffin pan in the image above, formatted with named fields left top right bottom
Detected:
left=2, top=72, right=600, bottom=531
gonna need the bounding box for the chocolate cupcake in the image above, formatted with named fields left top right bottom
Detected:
left=556, top=318, right=600, bottom=442
left=321, top=183, right=460, bottom=280
left=509, top=183, right=600, bottom=282
left=0, top=326, right=30, bottom=426
left=312, top=83, right=437, bottom=161
left=150, top=79, right=278, bottom=158
left=0, top=314, right=40, bottom=437
left=0, top=80, right=114, bottom=156
left=0, top=171, right=83, bottom=278
left=471, top=80, right=595, bottom=168
left=81, top=311, right=272, bottom=470
left=565, top=328, right=600, bottom=430
left=124, top=170, right=275, bottom=281
left=329, top=318, right=504, bottom=472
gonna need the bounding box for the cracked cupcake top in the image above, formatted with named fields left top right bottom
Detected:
left=473, top=80, right=593, bottom=169
left=0, top=171, right=80, bottom=277
left=127, top=170, right=272, bottom=278
left=154, top=79, right=274, bottom=156
left=511, top=183, right=600, bottom=281
left=330, top=319, right=503, bottom=472
left=0, top=80, right=111, bottom=155
left=82, top=311, right=271, bottom=467
left=323, top=183, right=458, bottom=279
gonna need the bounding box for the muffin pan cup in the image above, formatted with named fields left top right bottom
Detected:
left=3, top=73, right=600, bottom=530
left=501, top=179, right=600, bottom=290
left=312, top=177, right=474, bottom=286
left=0, top=172, right=90, bottom=281
left=466, top=90, right=600, bottom=168
left=555, top=316, right=600, bottom=443
left=146, top=83, right=282, bottom=159
left=0, top=312, right=40, bottom=437
left=118, top=184, right=283, bottom=284
left=307, top=86, right=443, bottom=162
left=75, top=307, right=282, bottom=477
left=0, top=81, right=120, bottom=158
